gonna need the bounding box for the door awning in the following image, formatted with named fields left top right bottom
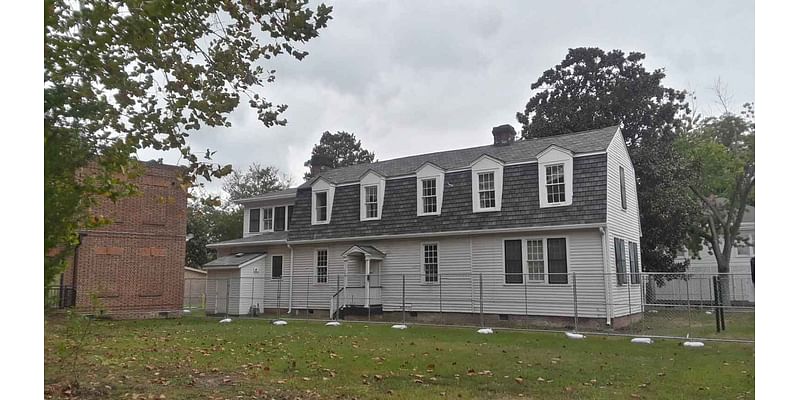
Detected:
left=342, top=245, right=386, bottom=260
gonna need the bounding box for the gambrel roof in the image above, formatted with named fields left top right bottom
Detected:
left=299, top=125, right=618, bottom=187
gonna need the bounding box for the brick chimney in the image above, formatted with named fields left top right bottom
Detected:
left=492, top=124, right=516, bottom=146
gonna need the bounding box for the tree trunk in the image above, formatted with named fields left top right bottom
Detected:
left=716, top=260, right=732, bottom=306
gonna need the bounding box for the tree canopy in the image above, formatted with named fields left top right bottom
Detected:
left=44, top=0, right=332, bottom=285
left=304, top=131, right=375, bottom=179
left=517, top=47, right=700, bottom=272
left=222, top=163, right=292, bottom=201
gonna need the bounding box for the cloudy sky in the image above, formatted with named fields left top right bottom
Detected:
left=140, top=0, right=754, bottom=194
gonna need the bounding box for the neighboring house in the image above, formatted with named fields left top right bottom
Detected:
left=652, top=206, right=755, bottom=304
left=184, top=266, right=207, bottom=309
left=206, top=125, right=644, bottom=327
left=60, top=161, right=187, bottom=318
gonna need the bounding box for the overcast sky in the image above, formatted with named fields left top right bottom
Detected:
left=139, top=0, right=754, bottom=194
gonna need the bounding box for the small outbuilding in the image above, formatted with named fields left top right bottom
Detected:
left=183, top=267, right=207, bottom=310
left=203, top=253, right=266, bottom=315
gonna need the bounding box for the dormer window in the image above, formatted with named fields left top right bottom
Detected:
left=359, top=170, right=386, bottom=221
left=536, top=146, right=573, bottom=208
left=471, top=155, right=503, bottom=212
left=545, top=164, right=566, bottom=204
left=311, top=177, right=335, bottom=225
left=416, top=163, right=444, bottom=216
left=421, top=178, right=437, bottom=213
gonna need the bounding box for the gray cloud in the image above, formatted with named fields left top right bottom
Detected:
left=139, top=0, right=754, bottom=193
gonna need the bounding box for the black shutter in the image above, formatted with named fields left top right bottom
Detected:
left=287, top=206, right=294, bottom=229
left=248, top=208, right=261, bottom=233
left=619, top=166, right=627, bottom=210
left=271, top=256, right=283, bottom=279
left=504, top=240, right=523, bottom=284
left=274, top=206, right=286, bottom=231
left=547, top=238, right=568, bottom=284
left=628, top=242, right=640, bottom=284
left=614, top=238, right=627, bottom=284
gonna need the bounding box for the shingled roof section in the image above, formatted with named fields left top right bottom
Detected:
left=206, top=231, right=288, bottom=248
left=299, top=125, right=619, bottom=187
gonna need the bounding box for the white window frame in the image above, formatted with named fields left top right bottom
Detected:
left=359, top=170, right=386, bottom=221
left=525, top=238, right=546, bottom=282
left=544, top=163, right=567, bottom=205
left=420, top=242, right=439, bottom=284
left=501, top=236, right=571, bottom=285
left=421, top=178, right=437, bottom=214
left=311, top=178, right=335, bottom=225
left=416, top=163, right=444, bottom=216
left=470, top=155, right=503, bottom=213
left=262, top=207, right=274, bottom=232
left=536, top=146, right=574, bottom=208
left=315, top=248, right=329, bottom=284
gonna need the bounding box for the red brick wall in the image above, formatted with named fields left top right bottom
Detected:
left=62, top=162, right=187, bottom=318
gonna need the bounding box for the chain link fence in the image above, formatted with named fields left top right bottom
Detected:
left=182, top=272, right=753, bottom=342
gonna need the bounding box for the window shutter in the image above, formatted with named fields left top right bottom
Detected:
left=274, top=206, right=286, bottom=231
left=248, top=208, right=261, bottom=233
left=614, top=238, right=627, bottom=284
left=547, top=238, right=568, bottom=284
left=272, top=256, right=283, bottom=279
left=504, top=240, right=523, bottom=284
left=628, top=242, right=640, bottom=284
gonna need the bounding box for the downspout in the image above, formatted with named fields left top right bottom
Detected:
left=286, top=243, right=294, bottom=313
left=599, top=226, right=612, bottom=325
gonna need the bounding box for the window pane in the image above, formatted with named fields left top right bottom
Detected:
left=263, top=207, right=273, bottom=231
left=628, top=242, right=640, bottom=284
left=316, top=250, right=328, bottom=283
left=423, top=244, right=438, bottom=282
left=274, top=206, right=286, bottom=231
left=547, top=238, right=568, bottom=284
left=248, top=208, right=260, bottom=233
left=614, top=238, right=627, bottom=284
left=619, top=166, right=627, bottom=210
left=422, top=179, right=437, bottom=213
left=504, top=240, right=523, bottom=284
left=365, top=185, right=378, bottom=218
left=526, top=239, right=545, bottom=281
left=272, top=256, right=283, bottom=279
left=545, top=164, right=566, bottom=204
left=477, top=172, right=496, bottom=209
left=316, top=192, right=328, bottom=221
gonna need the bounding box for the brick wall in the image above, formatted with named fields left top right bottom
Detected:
left=62, top=162, right=187, bottom=318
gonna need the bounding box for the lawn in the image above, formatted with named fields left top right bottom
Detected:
left=627, top=309, right=755, bottom=341
left=44, top=317, right=754, bottom=399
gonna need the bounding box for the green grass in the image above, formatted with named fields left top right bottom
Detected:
left=627, top=309, right=755, bottom=341
left=45, top=317, right=754, bottom=399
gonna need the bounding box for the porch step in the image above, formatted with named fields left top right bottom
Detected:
left=340, top=305, right=383, bottom=318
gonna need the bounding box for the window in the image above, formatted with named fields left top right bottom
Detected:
left=274, top=206, right=286, bottom=231
left=504, top=240, right=523, bottom=284
left=423, top=243, right=438, bottom=283
left=614, top=238, right=627, bottom=285
left=262, top=207, right=273, bottom=231
left=271, top=255, right=283, bottom=279
left=364, top=185, right=378, bottom=219
left=619, top=166, right=627, bottom=210
left=248, top=208, right=261, bottom=233
left=316, top=250, right=328, bottom=283
left=526, top=239, right=545, bottom=281
left=628, top=242, right=640, bottom=284
left=421, top=178, right=437, bottom=214
left=545, top=164, right=566, bottom=204
left=478, top=172, right=496, bottom=209
left=315, top=192, right=328, bottom=222
left=547, top=238, right=568, bottom=284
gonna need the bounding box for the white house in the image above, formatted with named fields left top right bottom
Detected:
left=205, top=125, right=645, bottom=327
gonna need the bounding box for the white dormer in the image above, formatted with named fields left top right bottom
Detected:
left=470, top=154, right=504, bottom=212
left=310, top=177, right=335, bottom=225
left=536, top=145, right=574, bottom=208
left=415, top=162, right=444, bottom=216
left=359, top=170, right=386, bottom=221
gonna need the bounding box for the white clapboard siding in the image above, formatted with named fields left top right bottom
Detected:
left=239, top=256, right=266, bottom=313
left=605, top=129, right=645, bottom=317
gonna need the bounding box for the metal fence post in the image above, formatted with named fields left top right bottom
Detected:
left=306, top=275, right=310, bottom=310
left=188, top=278, right=193, bottom=310
left=479, top=273, right=484, bottom=328
left=250, top=276, right=255, bottom=315
left=572, top=272, right=578, bottom=332
left=685, top=274, right=691, bottom=338
left=439, top=274, right=444, bottom=325
left=402, top=274, right=406, bottom=324
left=336, top=275, right=341, bottom=321
left=276, top=277, right=282, bottom=319
left=225, top=278, right=230, bottom=317
left=524, top=276, right=528, bottom=316
left=627, top=273, right=632, bottom=317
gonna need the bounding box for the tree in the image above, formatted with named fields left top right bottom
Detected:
left=45, top=0, right=332, bottom=285
left=517, top=47, right=700, bottom=273
left=222, top=163, right=292, bottom=201
left=303, top=131, right=376, bottom=179
left=186, top=198, right=242, bottom=269
left=680, top=103, right=755, bottom=304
